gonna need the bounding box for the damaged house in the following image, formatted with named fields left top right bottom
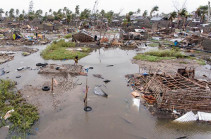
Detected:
left=145, top=72, right=211, bottom=113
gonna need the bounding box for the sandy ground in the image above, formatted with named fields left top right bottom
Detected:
left=0, top=54, right=14, bottom=64
left=20, top=74, right=82, bottom=113
left=133, top=58, right=211, bottom=81
left=0, top=46, right=38, bottom=53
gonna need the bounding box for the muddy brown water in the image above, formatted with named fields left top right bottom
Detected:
left=1, top=45, right=211, bottom=139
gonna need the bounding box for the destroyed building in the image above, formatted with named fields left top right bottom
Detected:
left=145, top=73, right=211, bottom=113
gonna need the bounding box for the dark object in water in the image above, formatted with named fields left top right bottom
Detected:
left=42, top=86, right=50, bottom=91
left=189, top=54, right=195, bottom=57
left=107, top=65, right=114, bottom=67
left=17, top=67, right=24, bottom=71
left=84, top=106, right=92, bottom=112
left=94, top=86, right=108, bottom=97
left=104, top=80, right=111, bottom=83
left=16, top=75, right=21, bottom=78
left=93, top=74, right=104, bottom=79
left=0, top=69, right=5, bottom=76
left=176, top=136, right=187, bottom=139
left=36, top=63, right=48, bottom=67
left=89, top=67, right=94, bottom=69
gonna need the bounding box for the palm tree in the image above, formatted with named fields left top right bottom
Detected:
left=137, top=8, right=141, bottom=14
left=100, top=10, right=105, bottom=18
left=5, top=11, right=8, bottom=17
left=49, top=9, right=52, bottom=15
left=150, top=6, right=159, bottom=17
left=179, top=8, right=188, bottom=29
left=22, top=10, right=25, bottom=15
left=16, top=9, right=19, bottom=17
left=0, top=8, right=4, bottom=17
left=143, top=10, right=148, bottom=17
left=36, top=9, right=43, bottom=18
left=168, top=11, right=177, bottom=28
left=197, top=5, right=208, bottom=23
left=80, top=9, right=91, bottom=20
left=9, top=8, right=15, bottom=19
left=75, top=5, right=80, bottom=16
left=104, top=10, right=114, bottom=23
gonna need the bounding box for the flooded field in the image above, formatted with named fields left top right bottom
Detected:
left=1, top=45, right=211, bottom=139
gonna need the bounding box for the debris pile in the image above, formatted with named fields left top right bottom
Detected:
left=72, top=30, right=94, bottom=42
left=126, top=70, right=211, bottom=118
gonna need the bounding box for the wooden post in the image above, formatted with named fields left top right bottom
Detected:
left=139, top=65, right=140, bottom=73
left=52, top=78, right=54, bottom=92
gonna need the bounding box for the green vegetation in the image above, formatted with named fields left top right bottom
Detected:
left=188, top=57, right=206, bottom=65
left=64, top=33, right=72, bottom=39
left=195, top=59, right=206, bottom=65
left=0, top=79, right=39, bottom=134
left=179, top=61, right=188, bottom=64
left=148, top=43, right=159, bottom=47
left=144, top=49, right=185, bottom=58
left=149, top=39, right=173, bottom=47
left=41, top=39, right=91, bottom=60
left=134, top=49, right=185, bottom=62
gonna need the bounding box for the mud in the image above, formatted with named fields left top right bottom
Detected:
left=0, top=53, right=14, bottom=64
left=38, top=64, right=83, bottom=75
left=0, top=46, right=38, bottom=53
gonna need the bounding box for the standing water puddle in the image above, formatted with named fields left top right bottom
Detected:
left=1, top=46, right=211, bottom=139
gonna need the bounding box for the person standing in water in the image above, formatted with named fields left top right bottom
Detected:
left=74, top=56, right=78, bottom=66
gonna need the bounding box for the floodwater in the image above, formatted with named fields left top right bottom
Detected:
left=1, top=45, right=211, bottom=139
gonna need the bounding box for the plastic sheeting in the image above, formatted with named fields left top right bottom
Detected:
left=133, top=98, right=140, bottom=109
left=174, top=111, right=211, bottom=122
left=174, top=111, right=197, bottom=122
left=198, top=112, right=211, bottom=121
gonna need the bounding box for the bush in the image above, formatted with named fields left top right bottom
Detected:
left=0, top=80, right=39, bottom=134
left=64, top=33, right=72, bottom=39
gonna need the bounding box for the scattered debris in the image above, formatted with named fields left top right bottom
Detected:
left=104, top=80, right=111, bottom=83
left=42, top=86, right=50, bottom=91
left=93, top=74, right=104, bottom=79
left=84, top=106, right=92, bottom=112
left=174, top=111, right=197, bottom=123
left=3, top=109, right=14, bottom=120
left=93, top=86, right=108, bottom=97
left=131, top=91, right=140, bottom=98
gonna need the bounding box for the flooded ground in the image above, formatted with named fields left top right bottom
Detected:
left=1, top=45, right=211, bottom=139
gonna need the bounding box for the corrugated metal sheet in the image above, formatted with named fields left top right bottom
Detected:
left=174, top=111, right=197, bottom=122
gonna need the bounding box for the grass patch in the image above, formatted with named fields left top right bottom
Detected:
left=195, top=59, right=206, bottom=65
left=148, top=43, right=159, bottom=47
left=188, top=57, right=206, bottom=65
left=134, top=49, right=186, bottom=62
left=179, top=61, right=188, bottom=64
left=41, top=39, right=90, bottom=60
left=144, top=49, right=185, bottom=58
left=64, top=33, right=72, bottom=39
left=134, top=54, right=175, bottom=62
left=0, top=79, right=39, bottom=136
left=162, top=40, right=174, bottom=45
